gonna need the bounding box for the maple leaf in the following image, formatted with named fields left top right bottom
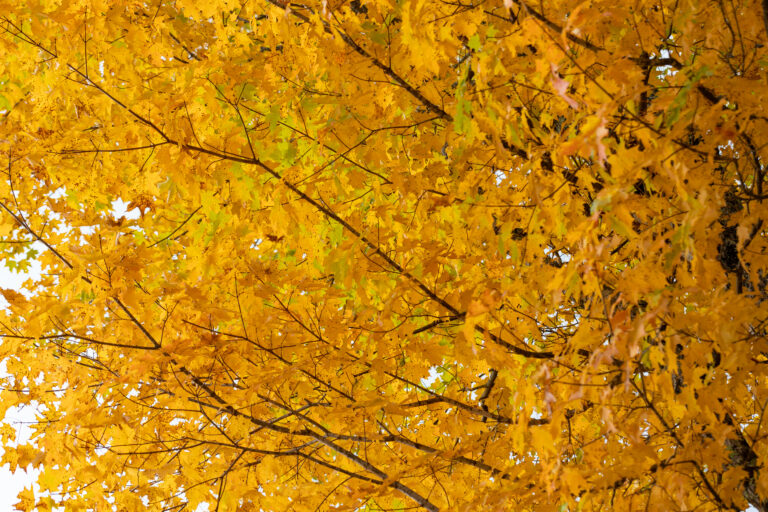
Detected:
left=13, top=487, right=34, bottom=512
left=550, top=63, right=579, bottom=110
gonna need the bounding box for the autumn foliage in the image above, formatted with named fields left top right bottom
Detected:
left=0, top=0, right=767, bottom=510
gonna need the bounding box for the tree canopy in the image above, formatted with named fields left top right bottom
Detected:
left=0, top=0, right=767, bottom=510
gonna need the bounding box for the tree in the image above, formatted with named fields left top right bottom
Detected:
left=0, top=0, right=766, bottom=510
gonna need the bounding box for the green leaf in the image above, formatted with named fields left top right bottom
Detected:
left=467, top=34, right=482, bottom=51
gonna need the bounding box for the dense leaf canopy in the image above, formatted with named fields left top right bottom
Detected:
left=0, top=0, right=767, bottom=510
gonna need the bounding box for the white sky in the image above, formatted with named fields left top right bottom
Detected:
left=0, top=200, right=137, bottom=510
left=0, top=265, right=40, bottom=511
